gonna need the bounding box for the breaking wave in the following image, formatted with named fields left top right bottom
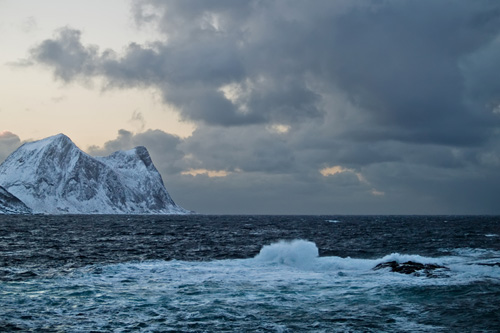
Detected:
left=254, top=239, right=319, bottom=267
left=2, top=240, right=499, bottom=332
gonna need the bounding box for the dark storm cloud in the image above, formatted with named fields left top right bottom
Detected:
left=87, top=126, right=498, bottom=214
left=29, top=0, right=500, bottom=143
left=323, top=0, right=500, bottom=145
left=461, top=40, right=500, bottom=114
left=87, top=128, right=382, bottom=214
left=24, top=0, right=500, bottom=213
left=31, top=28, right=98, bottom=82
left=88, top=129, right=185, bottom=174
left=181, top=125, right=296, bottom=173
left=89, top=127, right=296, bottom=175
left=0, top=131, right=21, bottom=164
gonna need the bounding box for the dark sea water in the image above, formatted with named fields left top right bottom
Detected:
left=1, top=215, right=499, bottom=332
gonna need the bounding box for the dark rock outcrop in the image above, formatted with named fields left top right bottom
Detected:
left=374, top=260, right=448, bottom=277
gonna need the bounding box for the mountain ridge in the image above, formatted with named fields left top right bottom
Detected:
left=0, top=133, right=188, bottom=214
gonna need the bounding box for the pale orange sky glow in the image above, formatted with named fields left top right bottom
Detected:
left=0, top=0, right=194, bottom=149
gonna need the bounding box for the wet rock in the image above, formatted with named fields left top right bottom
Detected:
left=373, top=260, right=448, bottom=277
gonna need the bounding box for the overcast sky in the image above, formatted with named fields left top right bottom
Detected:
left=2, top=0, right=500, bottom=214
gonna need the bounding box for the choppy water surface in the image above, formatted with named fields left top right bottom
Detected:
left=1, top=215, right=499, bottom=332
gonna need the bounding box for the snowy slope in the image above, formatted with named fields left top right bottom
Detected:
left=0, top=134, right=188, bottom=214
left=0, top=185, right=32, bottom=214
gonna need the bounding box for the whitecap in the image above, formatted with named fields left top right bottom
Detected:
left=253, top=239, right=319, bottom=269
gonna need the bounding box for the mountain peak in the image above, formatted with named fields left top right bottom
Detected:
left=36, top=132, right=71, bottom=143
left=41, top=133, right=74, bottom=146
left=51, top=133, right=72, bottom=143
left=50, top=133, right=70, bottom=140
left=20, top=133, right=76, bottom=153
left=134, top=146, right=153, bottom=168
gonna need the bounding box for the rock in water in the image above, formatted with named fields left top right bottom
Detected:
left=0, top=134, right=188, bottom=214
left=373, top=260, right=448, bottom=277
left=0, top=185, right=32, bottom=214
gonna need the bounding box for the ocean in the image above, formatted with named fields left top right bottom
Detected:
left=1, top=215, right=499, bottom=332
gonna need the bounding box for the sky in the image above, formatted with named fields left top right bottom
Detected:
left=1, top=0, right=500, bottom=214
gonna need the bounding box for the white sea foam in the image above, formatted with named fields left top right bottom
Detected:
left=254, top=239, right=319, bottom=268
left=23, top=241, right=500, bottom=289
left=2, top=240, right=499, bottom=332
left=376, top=253, right=444, bottom=265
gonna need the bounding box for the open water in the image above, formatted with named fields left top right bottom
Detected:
left=0, top=215, right=499, bottom=332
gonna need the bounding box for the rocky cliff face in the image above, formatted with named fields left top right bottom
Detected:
left=0, top=134, right=188, bottom=214
left=0, top=186, right=32, bottom=214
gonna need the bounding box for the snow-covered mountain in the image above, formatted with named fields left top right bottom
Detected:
left=0, top=134, right=188, bottom=214
left=0, top=185, right=32, bottom=214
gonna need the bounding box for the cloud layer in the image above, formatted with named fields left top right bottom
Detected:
left=20, top=0, right=500, bottom=213
left=0, top=131, right=22, bottom=164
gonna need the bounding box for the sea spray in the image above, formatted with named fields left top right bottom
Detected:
left=254, top=239, right=319, bottom=268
